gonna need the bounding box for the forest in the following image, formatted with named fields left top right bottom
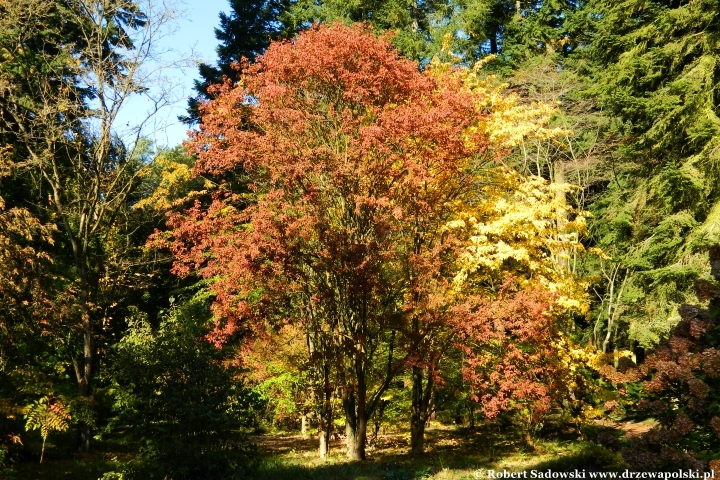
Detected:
left=1, top=0, right=720, bottom=478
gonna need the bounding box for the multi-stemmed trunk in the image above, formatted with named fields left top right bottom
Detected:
left=341, top=328, right=396, bottom=461
left=344, top=399, right=369, bottom=461
left=408, top=312, right=441, bottom=457
left=343, top=350, right=369, bottom=460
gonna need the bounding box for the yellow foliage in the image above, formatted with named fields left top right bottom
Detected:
left=429, top=52, right=593, bottom=316
left=134, top=154, right=197, bottom=212
left=587, top=349, right=634, bottom=371
left=444, top=169, right=590, bottom=313
left=429, top=53, right=570, bottom=148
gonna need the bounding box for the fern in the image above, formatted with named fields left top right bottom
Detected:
left=25, top=396, right=71, bottom=463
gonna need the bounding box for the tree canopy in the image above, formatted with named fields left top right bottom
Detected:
left=4, top=0, right=720, bottom=476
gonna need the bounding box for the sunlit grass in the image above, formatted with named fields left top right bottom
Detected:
left=11, top=422, right=626, bottom=479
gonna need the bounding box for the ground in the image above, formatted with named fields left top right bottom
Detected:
left=9, top=421, right=642, bottom=479
left=250, top=422, right=629, bottom=479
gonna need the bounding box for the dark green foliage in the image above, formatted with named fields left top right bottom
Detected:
left=586, top=0, right=720, bottom=163
left=104, top=295, right=258, bottom=479
left=287, top=0, right=449, bottom=62
left=0, top=444, right=14, bottom=479
left=437, top=0, right=582, bottom=67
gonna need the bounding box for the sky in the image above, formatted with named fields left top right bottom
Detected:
left=115, top=0, right=230, bottom=149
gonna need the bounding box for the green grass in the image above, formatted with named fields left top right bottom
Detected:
left=7, top=423, right=626, bottom=479
left=248, top=425, right=625, bottom=480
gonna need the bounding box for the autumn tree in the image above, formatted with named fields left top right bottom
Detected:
left=391, top=50, right=589, bottom=455
left=0, top=0, right=181, bottom=450
left=439, top=169, right=590, bottom=446
left=184, top=0, right=296, bottom=123
left=162, top=23, right=491, bottom=460
left=452, top=280, right=575, bottom=445
left=433, top=53, right=593, bottom=444
left=593, top=246, right=720, bottom=472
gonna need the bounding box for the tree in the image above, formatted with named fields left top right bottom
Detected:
left=105, top=297, right=257, bottom=479
left=452, top=280, right=576, bottom=446
left=594, top=246, right=720, bottom=472
left=575, top=0, right=720, bottom=351
left=392, top=52, right=588, bottom=455
left=432, top=0, right=579, bottom=64
left=287, top=0, right=450, bottom=61
left=161, top=23, right=490, bottom=460
left=0, top=0, right=180, bottom=450
left=443, top=168, right=591, bottom=446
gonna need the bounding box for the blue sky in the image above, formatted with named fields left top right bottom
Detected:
left=115, top=0, right=230, bottom=149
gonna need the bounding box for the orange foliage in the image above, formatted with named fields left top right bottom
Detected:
left=452, top=278, right=572, bottom=431
left=159, top=23, right=489, bottom=345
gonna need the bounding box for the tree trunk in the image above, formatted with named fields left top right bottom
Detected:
left=343, top=388, right=356, bottom=458
left=319, top=429, right=329, bottom=458
left=353, top=406, right=367, bottom=461
left=350, top=347, right=367, bottom=460
left=523, top=431, right=535, bottom=450
left=372, top=399, right=387, bottom=443
left=76, top=281, right=93, bottom=452
left=554, top=162, right=569, bottom=271
left=469, top=401, right=475, bottom=430
left=410, top=362, right=434, bottom=457
left=319, top=364, right=332, bottom=458
left=301, top=414, right=309, bottom=436
left=410, top=365, right=426, bottom=456
left=410, top=409, right=426, bottom=456
left=40, top=437, right=46, bottom=464
left=409, top=311, right=435, bottom=457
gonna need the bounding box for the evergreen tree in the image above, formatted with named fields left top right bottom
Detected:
left=183, top=0, right=295, bottom=123
left=577, top=0, right=720, bottom=348
left=443, top=0, right=579, bottom=64
left=287, top=0, right=449, bottom=61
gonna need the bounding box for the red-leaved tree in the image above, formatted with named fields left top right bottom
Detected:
left=158, top=23, right=490, bottom=460
left=452, top=279, right=573, bottom=446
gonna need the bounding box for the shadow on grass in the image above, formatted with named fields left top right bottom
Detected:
left=249, top=427, right=624, bottom=480
left=9, top=424, right=626, bottom=479
left=519, top=444, right=626, bottom=474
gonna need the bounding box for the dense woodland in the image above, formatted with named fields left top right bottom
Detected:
left=1, top=0, right=720, bottom=478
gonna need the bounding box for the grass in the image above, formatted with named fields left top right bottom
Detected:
left=249, top=423, right=625, bottom=480
left=6, top=422, right=626, bottom=479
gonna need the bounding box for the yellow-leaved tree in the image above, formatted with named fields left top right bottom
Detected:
left=429, top=44, right=598, bottom=445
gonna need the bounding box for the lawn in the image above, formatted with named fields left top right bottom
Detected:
left=9, top=421, right=628, bottom=479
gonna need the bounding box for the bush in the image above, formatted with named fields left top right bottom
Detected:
left=105, top=297, right=258, bottom=479
left=0, top=443, right=15, bottom=479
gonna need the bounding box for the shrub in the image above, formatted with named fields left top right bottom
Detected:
left=105, top=298, right=257, bottom=479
